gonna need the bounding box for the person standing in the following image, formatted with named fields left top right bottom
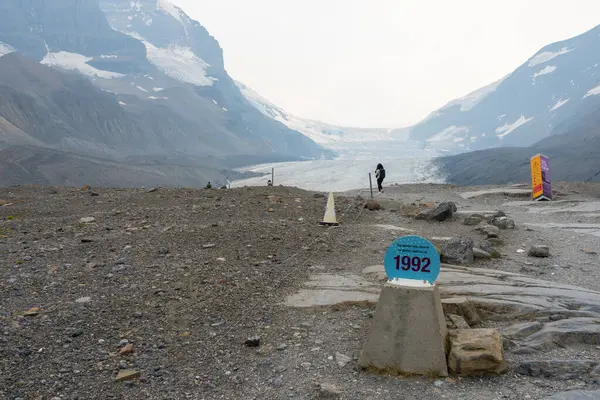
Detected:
left=375, top=163, right=386, bottom=193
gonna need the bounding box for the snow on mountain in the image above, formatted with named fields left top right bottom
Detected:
left=528, top=47, right=573, bottom=67
left=0, top=41, right=15, bottom=57
left=142, top=40, right=215, bottom=86
left=409, top=24, right=600, bottom=153
left=41, top=51, right=125, bottom=79
left=236, top=81, right=410, bottom=149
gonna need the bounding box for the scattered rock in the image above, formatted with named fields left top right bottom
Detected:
left=581, top=248, right=597, bottom=255
left=447, top=329, right=507, bottom=376
left=516, top=360, right=598, bottom=380
left=115, top=369, right=140, bottom=382
left=80, top=237, right=94, bottom=243
left=313, top=193, right=326, bottom=199
left=335, top=352, right=351, bottom=368
left=476, top=224, right=500, bottom=239
left=75, top=297, right=92, bottom=304
left=268, top=195, right=283, bottom=203
left=528, top=245, right=550, bottom=258
left=244, top=336, right=261, bottom=347
left=463, top=215, right=483, bottom=226
left=364, top=200, right=382, bottom=211
left=441, top=298, right=480, bottom=326
left=441, top=238, right=474, bottom=265
left=492, top=216, right=516, bottom=230
left=120, top=344, right=134, bottom=354
left=318, top=382, right=342, bottom=399
left=146, top=187, right=157, bottom=193
left=202, top=244, right=216, bottom=249
left=416, top=202, right=457, bottom=222
left=24, top=307, right=40, bottom=316
left=79, top=217, right=96, bottom=224
left=473, top=247, right=491, bottom=260
left=446, top=314, right=471, bottom=330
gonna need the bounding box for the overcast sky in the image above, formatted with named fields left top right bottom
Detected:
left=172, top=0, right=600, bottom=128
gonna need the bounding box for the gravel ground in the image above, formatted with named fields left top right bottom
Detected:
left=1, top=183, right=599, bottom=400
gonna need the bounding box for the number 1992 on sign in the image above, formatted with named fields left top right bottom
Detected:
left=394, top=256, right=431, bottom=272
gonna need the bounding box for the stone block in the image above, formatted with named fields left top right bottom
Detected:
left=447, top=329, right=507, bottom=376
left=358, top=282, right=448, bottom=377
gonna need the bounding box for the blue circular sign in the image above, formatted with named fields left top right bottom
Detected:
left=384, top=236, right=441, bottom=284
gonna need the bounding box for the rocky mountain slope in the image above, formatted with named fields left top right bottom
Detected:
left=435, top=103, right=600, bottom=185
left=409, top=24, right=600, bottom=153
left=0, top=0, right=331, bottom=187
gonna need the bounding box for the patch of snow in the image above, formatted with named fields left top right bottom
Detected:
left=41, top=51, right=125, bottom=79
left=550, top=98, right=569, bottom=111
left=212, top=99, right=218, bottom=105
left=119, top=101, right=127, bottom=106
left=100, top=55, right=118, bottom=59
left=148, top=96, right=168, bottom=100
left=130, top=1, right=142, bottom=11
left=495, top=115, right=534, bottom=138
left=143, top=41, right=214, bottom=87
left=426, top=126, right=469, bottom=143
left=157, top=0, right=183, bottom=22
left=0, top=41, right=16, bottom=57
left=528, top=47, right=572, bottom=67
left=153, top=87, right=164, bottom=92
left=497, top=114, right=506, bottom=121
left=584, top=84, right=600, bottom=98
left=532, top=65, right=556, bottom=80
left=222, top=107, right=228, bottom=112
left=136, top=85, right=148, bottom=92
left=235, top=80, right=409, bottom=147
left=443, top=75, right=508, bottom=112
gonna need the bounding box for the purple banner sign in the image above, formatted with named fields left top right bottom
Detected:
left=540, top=154, right=552, bottom=200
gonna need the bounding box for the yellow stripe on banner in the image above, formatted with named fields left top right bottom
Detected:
left=530, top=154, right=543, bottom=199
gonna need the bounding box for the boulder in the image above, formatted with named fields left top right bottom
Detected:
left=476, top=224, right=500, bottom=239
left=516, top=360, right=598, bottom=380
left=365, top=200, right=382, bottom=211
left=446, top=314, right=470, bottom=330
left=318, top=383, right=341, bottom=399
left=463, top=215, right=484, bottom=226
left=441, top=297, right=480, bottom=326
left=473, top=248, right=492, bottom=260
left=492, top=216, right=516, bottom=230
left=447, top=329, right=507, bottom=376
left=441, top=238, right=474, bottom=265
left=416, top=202, right=457, bottom=222
left=528, top=245, right=550, bottom=258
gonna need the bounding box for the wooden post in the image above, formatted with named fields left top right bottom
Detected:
left=369, top=173, right=373, bottom=199
left=271, top=168, right=274, bottom=186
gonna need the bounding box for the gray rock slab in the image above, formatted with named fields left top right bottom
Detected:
left=460, top=188, right=531, bottom=199
left=517, top=360, right=598, bottom=380
left=545, top=391, right=600, bottom=400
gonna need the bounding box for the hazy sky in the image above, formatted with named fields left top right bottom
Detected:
left=172, top=0, right=600, bottom=128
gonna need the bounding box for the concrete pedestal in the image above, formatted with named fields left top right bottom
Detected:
left=358, top=282, right=449, bottom=377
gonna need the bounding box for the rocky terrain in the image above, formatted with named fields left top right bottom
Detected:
left=1, top=182, right=599, bottom=399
